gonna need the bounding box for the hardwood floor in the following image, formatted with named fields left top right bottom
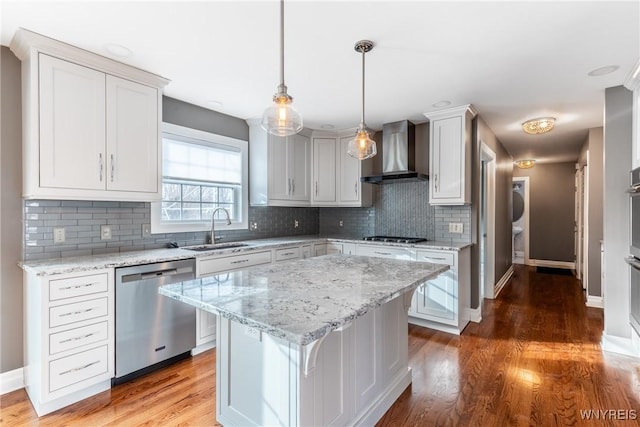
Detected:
left=2, top=264, right=639, bottom=426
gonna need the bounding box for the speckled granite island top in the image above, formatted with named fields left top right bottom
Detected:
left=159, top=254, right=449, bottom=345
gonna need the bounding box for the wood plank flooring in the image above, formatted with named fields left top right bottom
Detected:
left=3, top=265, right=640, bottom=426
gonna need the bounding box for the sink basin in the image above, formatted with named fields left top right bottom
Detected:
left=182, top=242, right=249, bottom=252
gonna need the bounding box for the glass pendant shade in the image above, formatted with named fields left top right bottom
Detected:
left=347, top=128, right=377, bottom=160
left=262, top=92, right=303, bottom=136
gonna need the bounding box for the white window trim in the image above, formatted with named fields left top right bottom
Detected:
left=151, top=122, right=249, bottom=234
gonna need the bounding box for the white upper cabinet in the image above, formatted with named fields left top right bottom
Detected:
left=106, top=75, right=159, bottom=194
left=312, top=137, right=337, bottom=204
left=39, top=54, right=106, bottom=191
left=248, top=120, right=310, bottom=206
left=311, top=133, right=372, bottom=207
left=11, top=29, right=168, bottom=201
left=424, top=105, right=476, bottom=205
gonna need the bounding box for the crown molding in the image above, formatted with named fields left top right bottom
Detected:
left=624, top=58, right=640, bottom=91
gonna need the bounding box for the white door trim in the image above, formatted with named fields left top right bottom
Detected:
left=480, top=141, right=496, bottom=300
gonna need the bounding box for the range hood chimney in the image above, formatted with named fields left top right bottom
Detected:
left=361, top=120, right=428, bottom=184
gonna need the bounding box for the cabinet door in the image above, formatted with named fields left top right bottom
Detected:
left=312, top=138, right=336, bottom=202
left=339, top=137, right=361, bottom=203
left=290, top=134, right=310, bottom=201
left=268, top=135, right=290, bottom=200
left=415, top=276, right=456, bottom=321
left=106, top=75, right=158, bottom=194
left=39, top=54, right=106, bottom=190
left=197, top=309, right=217, bottom=345
left=430, top=116, right=463, bottom=201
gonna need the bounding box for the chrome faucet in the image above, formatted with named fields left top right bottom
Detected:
left=209, top=207, right=231, bottom=244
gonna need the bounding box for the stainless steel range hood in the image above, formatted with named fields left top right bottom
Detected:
left=361, top=120, right=428, bottom=184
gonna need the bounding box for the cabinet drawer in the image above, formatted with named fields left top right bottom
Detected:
left=199, top=250, right=272, bottom=276
left=356, top=244, right=415, bottom=260
left=416, top=250, right=455, bottom=266
left=49, top=321, right=108, bottom=355
left=275, top=247, right=300, bottom=262
left=49, top=273, right=109, bottom=301
left=49, top=298, right=109, bottom=328
left=49, top=345, right=109, bottom=392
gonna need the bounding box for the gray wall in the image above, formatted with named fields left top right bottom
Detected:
left=513, top=162, right=576, bottom=263
left=1, top=46, right=24, bottom=373
left=472, top=116, right=514, bottom=308
left=603, top=86, right=633, bottom=339
left=579, top=127, right=604, bottom=297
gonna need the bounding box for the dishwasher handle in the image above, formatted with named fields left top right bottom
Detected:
left=120, top=268, right=180, bottom=283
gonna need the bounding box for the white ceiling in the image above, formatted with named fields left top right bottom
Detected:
left=2, top=1, right=639, bottom=163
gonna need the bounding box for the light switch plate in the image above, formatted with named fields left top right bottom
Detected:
left=294, top=219, right=299, bottom=229
left=101, top=225, right=112, bottom=240
left=142, top=223, right=152, bottom=238
left=449, top=223, right=464, bottom=234
left=244, top=326, right=262, bottom=341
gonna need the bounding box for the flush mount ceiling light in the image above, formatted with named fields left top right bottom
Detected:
left=261, top=0, right=302, bottom=136
left=347, top=40, right=377, bottom=160
left=104, top=43, right=132, bottom=58
left=522, top=117, right=555, bottom=135
left=587, top=65, right=619, bottom=76
left=432, top=100, right=451, bottom=108
left=515, top=159, right=536, bottom=169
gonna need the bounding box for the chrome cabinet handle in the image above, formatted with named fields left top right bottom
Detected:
left=281, top=252, right=295, bottom=256
left=110, top=154, right=115, bottom=182
left=59, top=282, right=98, bottom=291
left=434, top=173, right=439, bottom=192
left=59, top=360, right=100, bottom=375
left=231, top=259, right=249, bottom=265
left=423, top=256, right=448, bottom=261
left=60, top=332, right=96, bottom=344
left=626, top=257, right=640, bottom=271
left=288, top=178, right=292, bottom=195
left=292, top=179, right=295, bottom=194
left=59, top=307, right=96, bottom=317
left=374, top=251, right=392, bottom=256
left=315, top=182, right=318, bottom=196
left=355, top=181, right=358, bottom=196
left=99, top=154, right=103, bottom=181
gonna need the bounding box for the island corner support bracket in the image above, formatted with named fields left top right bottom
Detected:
left=302, top=322, right=353, bottom=377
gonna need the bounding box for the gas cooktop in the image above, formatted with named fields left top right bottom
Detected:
left=362, top=236, right=427, bottom=244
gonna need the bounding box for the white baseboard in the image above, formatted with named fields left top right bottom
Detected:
left=529, top=259, right=576, bottom=269
left=586, top=295, right=604, bottom=308
left=601, top=332, right=640, bottom=358
left=466, top=306, right=482, bottom=323
left=1, top=367, right=24, bottom=395
left=494, top=266, right=514, bottom=298
left=191, top=340, right=216, bottom=356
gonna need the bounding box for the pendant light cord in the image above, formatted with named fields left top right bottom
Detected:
left=279, top=0, right=285, bottom=88
left=360, top=47, right=365, bottom=128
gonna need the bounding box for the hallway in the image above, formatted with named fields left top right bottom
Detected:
left=378, top=265, right=640, bottom=426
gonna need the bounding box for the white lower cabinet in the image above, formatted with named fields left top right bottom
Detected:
left=410, top=248, right=471, bottom=334
left=23, top=269, right=115, bottom=416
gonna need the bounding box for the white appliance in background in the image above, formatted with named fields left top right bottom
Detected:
left=627, top=167, right=640, bottom=334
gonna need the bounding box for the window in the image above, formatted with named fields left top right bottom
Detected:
left=151, top=123, right=248, bottom=233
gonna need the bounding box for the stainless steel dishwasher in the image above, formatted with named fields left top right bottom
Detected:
left=114, top=258, right=196, bottom=384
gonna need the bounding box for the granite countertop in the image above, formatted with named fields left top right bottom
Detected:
left=20, top=235, right=472, bottom=276
left=159, top=254, right=449, bottom=345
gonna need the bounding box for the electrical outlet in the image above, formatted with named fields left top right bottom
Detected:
left=53, top=227, right=65, bottom=243
left=244, top=325, right=261, bottom=341
left=294, top=219, right=299, bottom=229
left=339, top=220, right=344, bottom=227
left=142, top=223, right=152, bottom=238
left=250, top=221, right=258, bottom=231
left=101, top=225, right=112, bottom=240
left=449, top=223, right=463, bottom=234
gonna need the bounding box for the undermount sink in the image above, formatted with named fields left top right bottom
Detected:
left=182, top=242, right=249, bottom=252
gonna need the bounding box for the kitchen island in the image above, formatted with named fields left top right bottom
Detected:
left=160, top=254, right=448, bottom=427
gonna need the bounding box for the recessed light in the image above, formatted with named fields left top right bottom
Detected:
left=207, top=100, right=223, bottom=109
left=587, top=65, right=619, bottom=76
left=320, top=124, right=335, bottom=130
left=432, top=100, right=451, bottom=108
left=104, top=43, right=132, bottom=58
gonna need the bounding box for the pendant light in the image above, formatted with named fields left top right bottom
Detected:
left=347, top=40, right=377, bottom=160
left=261, top=0, right=303, bottom=136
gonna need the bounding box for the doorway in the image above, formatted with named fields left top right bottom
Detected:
left=575, top=161, right=588, bottom=290
left=480, top=142, right=496, bottom=300
left=512, top=177, right=529, bottom=265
